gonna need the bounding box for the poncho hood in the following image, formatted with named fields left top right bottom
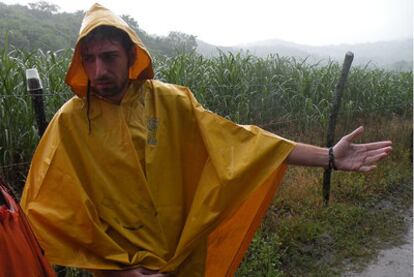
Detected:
left=65, top=3, right=154, bottom=97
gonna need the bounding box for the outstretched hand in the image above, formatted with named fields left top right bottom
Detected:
left=333, top=126, right=392, bottom=172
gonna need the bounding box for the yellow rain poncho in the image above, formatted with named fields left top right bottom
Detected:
left=21, top=3, right=295, bottom=276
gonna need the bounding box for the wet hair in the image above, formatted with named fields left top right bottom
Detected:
left=80, top=26, right=134, bottom=134
left=79, top=25, right=134, bottom=54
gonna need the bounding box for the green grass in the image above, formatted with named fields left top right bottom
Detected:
left=0, top=44, right=72, bottom=193
left=237, top=119, right=412, bottom=276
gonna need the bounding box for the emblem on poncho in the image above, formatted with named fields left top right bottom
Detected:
left=147, top=118, right=159, bottom=145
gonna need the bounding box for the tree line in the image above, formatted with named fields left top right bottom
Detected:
left=0, top=1, right=198, bottom=57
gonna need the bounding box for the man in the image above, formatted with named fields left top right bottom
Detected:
left=20, top=3, right=392, bottom=276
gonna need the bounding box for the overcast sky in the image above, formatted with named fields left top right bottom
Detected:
left=2, top=0, right=413, bottom=46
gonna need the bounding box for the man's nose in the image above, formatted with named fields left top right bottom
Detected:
left=95, top=58, right=108, bottom=78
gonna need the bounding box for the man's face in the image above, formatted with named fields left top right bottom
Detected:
left=81, top=39, right=132, bottom=99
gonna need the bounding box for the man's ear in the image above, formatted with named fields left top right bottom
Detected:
left=128, top=47, right=137, bottom=67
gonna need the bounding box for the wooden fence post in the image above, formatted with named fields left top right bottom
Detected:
left=323, top=52, right=354, bottom=206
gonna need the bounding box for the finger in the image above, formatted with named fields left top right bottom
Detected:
left=359, top=165, right=377, bottom=172
left=136, top=268, right=169, bottom=276
left=364, top=151, right=391, bottom=165
left=137, top=268, right=155, bottom=274
left=344, top=126, right=364, bottom=142
left=358, top=141, right=393, bottom=151
left=365, top=146, right=393, bottom=158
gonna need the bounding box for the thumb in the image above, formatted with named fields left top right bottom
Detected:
left=344, top=126, right=364, bottom=142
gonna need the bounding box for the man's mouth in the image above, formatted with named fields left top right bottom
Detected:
left=95, top=81, right=113, bottom=88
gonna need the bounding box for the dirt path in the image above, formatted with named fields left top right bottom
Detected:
left=343, top=211, right=413, bottom=277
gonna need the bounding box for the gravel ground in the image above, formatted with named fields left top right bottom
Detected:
left=343, top=211, right=413, bottom=277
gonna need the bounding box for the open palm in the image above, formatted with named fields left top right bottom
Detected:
left=333, top=126, right=392, bottom=172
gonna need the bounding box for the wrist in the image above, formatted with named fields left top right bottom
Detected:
left=328, top=146, right=337, bottom=170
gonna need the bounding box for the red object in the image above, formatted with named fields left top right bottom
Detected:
left=0, top=182, right=55, bottom=277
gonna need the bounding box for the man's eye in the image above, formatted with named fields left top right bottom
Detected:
left=103, top=53, right=118, bottom=61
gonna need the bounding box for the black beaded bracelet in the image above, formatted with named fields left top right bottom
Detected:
left=328, top=147, right=337, bottom=170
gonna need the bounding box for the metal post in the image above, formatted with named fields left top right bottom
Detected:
left=26, top=68, right=48, bottom=137
left=25, top=68, right=66, bottom=277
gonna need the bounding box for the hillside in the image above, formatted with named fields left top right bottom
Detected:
left=0, top=2, right=82, bottom=50
left=197, top=38, right=413, bottom=71
left=0, top=2, right=197, bottom=57
left=1, top=1, right=411, bottom=70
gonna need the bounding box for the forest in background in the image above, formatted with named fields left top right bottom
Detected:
left=0, top=1, right=198, bottom=56
left=1, top=1, right=412, bottom=71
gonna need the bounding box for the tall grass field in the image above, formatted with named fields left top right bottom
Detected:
left=0, top=46, right=412, bottom=276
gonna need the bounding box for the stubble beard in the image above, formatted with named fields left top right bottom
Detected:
left=92, top=78, right=129, bottom=100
